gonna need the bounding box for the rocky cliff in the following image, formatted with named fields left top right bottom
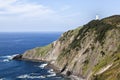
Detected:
left=21, top=15, right=120, bottom=80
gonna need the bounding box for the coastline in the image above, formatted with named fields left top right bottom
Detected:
left=13, top=55, right=84, bottom=80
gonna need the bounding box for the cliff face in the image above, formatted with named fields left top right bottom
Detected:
left=22, top=15, right=120, bottom=80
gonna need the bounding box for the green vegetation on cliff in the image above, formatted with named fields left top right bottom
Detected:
left=22, top=15, right=120, bottom=80
left=35, top=44, right=52, bottom=57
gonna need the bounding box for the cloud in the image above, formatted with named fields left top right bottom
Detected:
left=0, top=0, right=54, bottom=17
left=0, top=0, right=83, bottom=32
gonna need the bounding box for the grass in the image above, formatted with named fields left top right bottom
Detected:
left=86, top=20, right=113, bottom=43
left=57, top=26, right=82, bottom=61
left=69, top=26, right=88, bottom=49
left=59, top=26, right=82, bottom=42
left=69, top=19, right=114, bottom=49
left=102, top=15, right=120, bottom=26
left=35, top=44, right=52, bottom=57
left=82, top=59, right=89, bottom=75
left=93, top=52, right=116, bottom=74
left=92, top=52, right=120, bottom=80
left=92, top=59, right=120, bottom=80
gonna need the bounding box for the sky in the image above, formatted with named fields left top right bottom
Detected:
left=0, top=0, right=120, bottom=32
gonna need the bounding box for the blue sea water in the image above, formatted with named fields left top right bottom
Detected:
left=0, top=32, right=64, bottom=80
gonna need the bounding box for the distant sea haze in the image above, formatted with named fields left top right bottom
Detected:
left=0, top=32, right=64, bottom=80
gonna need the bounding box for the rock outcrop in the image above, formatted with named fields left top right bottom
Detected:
left=12, top=54, right=22, bottom=60
left=19, top=15, right=120, bottom=80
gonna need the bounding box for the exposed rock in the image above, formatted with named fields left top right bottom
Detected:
left=12, top=54, right=22, bottom=60
left=95, top=63, right=113, bottom=75
left=66, top=71, right=72, bottom=76
left=21, top=15, right=120, bottom=80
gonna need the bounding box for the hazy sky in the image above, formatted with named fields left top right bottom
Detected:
left=0, top=0, right=120, bottom=32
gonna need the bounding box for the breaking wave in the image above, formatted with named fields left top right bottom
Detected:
left=0, top=54, right=19, bottom=62
left=0, top=78, right=5, bottom=80
left=17, top=72, right=56, bottom=79
left=47, top=69, right=56, bottom=77
left=17, top=74, right=46, bottom=79
left=38, top=63, right=48, bottom=69
left=47, top=73, right=56, bottom=77
left=48, top=69, right=54, bottom=74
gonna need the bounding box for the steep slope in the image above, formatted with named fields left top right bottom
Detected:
left=21, top=15, right=120, bottom=80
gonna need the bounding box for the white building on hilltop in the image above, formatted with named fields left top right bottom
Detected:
left=95, top=15, right=99, bottom=20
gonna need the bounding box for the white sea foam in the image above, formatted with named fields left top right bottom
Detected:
left=17, top=74, right=46, bottom=79
left=1, top=54, right=18, bottom=59
left=0, top=54, right=19, bottom=62
left=3, top=59, right=9, bottom=62
left=47, top=73, right=56, bottom=77
left=38, top=63, right=48, bottom=69
left=1, top=55, right=11, bottom=58
left=47, top=69, right=56, bottom=77
left=0, top=78, right=5, bottom=80
left=48, top=69, right=54, bottom=73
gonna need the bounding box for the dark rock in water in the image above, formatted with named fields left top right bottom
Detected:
left=21, top=15, right=120, bottom=80
left=66, top=71, right=72, bottom=76
left=12, top=54, right=22, bottom=60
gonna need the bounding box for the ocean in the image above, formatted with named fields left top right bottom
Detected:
left=0, top=32, right=65, bottom=80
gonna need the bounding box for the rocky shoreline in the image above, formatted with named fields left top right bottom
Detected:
left=13, top=54, right=84, bottom=80
left=13, top=15, right=120, bottom=80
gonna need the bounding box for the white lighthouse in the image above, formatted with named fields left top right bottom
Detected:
left=95, top=15, right=99, bottom=20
